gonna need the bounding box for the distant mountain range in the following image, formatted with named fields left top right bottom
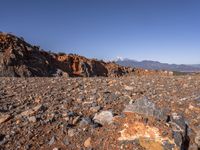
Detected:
left=116, top=59, right=200, bottom=72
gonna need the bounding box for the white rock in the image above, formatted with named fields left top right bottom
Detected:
left=124, top=85, right=133, bottom=91
left=93, top=111, right=113, bottom=125
left=28, top=116, right=37, bottom=123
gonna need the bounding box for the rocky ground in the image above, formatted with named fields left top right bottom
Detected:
left=0, top=75, right=200, bottom=150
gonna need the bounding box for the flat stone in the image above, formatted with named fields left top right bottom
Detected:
left=48, top=136, right=55, bottom=145
left=20, top=104, right=44, bottom=117
left=124, top=97, right=167, bottom=121
left=72, top=116, right=80, bottom=125
left=124, top=85, right=133, bottom=91
left=0, top=114, right=11, bottom=124
left=84, top=137, right=91, bottom=148
left=93, top=111, right=113, bottom=125
left=90, top=106, right=101, bottom=112
left=63, top=137, right=69, bottom=145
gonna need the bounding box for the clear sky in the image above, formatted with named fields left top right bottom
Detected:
left=1, top=0, right=200, bottom=64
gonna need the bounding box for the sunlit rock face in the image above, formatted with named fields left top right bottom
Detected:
left=0, top=32, right=134, bottom=77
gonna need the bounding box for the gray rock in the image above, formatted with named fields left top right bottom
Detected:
left=63, top=137, right=70, bottom=145
left=0, top=134, right=5, bottom=145
left=48, top=136, right=55, bottom=145
left=170, top=113, right=189, bottom=149
left=79, top=117, right=92, bottom=127
left=172, top=131, right=183, bottom=148
left=163, top=141, right=175, bottom=150
left=123, top=97, right=167, bottom=121
left=93, top=111, right=113, bottom=125
left=170, top=113, right=187, bottom=133
left=67, top=111, right=75, bottom=117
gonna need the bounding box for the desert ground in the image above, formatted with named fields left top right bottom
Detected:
left=0, top=75, right=200, bottom=150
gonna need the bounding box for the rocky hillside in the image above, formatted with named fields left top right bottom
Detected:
left=0, top=33, right=133, bottom=77
left=0, top=33, right=176, bottom=78
left=0, top=75, right=200, bottom=149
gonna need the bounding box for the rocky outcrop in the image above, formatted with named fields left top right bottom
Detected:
left=117, top=97, right=190, bottom=150
left=0, top=33, right=134, bottom=77
left=53, top=54, right=134, bottom=77
left=0, top=33, right=54, bottom=77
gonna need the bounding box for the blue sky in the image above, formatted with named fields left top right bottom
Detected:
left=1, top=0, right=200, bottom=64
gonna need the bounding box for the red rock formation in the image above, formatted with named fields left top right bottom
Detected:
left=0, top=33, right=54, bottom=77
left=0, top=33, right=134, bottom=77
left=0, top=32, right=175, bottom=77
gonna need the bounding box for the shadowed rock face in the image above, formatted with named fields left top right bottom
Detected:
left=0, top=33, right=134, bottom=77
left=0, top=33, right=56, bottom=77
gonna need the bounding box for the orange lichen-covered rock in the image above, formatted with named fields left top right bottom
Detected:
left=116, top=113, right=177, bottom=150
left=114, top=97, right=189, bottom=150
